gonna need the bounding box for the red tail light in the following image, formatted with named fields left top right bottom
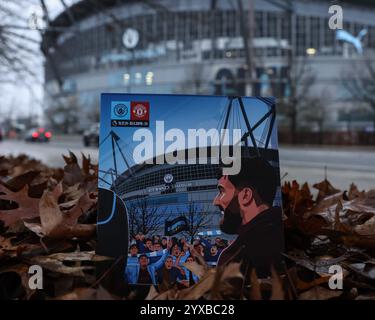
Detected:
left=45, top=131, right=52, bottom=138
left=31, top=132, right=39, bottom=138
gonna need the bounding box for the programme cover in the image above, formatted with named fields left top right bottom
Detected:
left=97, top=94, right=284, bottom=298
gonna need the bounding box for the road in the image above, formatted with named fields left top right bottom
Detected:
left=0, top=137, right=374, bottom=191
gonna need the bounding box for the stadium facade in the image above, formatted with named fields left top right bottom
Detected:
left=43, top=0, right=375, bottom=132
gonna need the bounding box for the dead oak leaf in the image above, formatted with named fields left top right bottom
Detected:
left=63, top=163, right=84, bottom=187
left=145, top=285, right=159, bottom=300
left=0, top=185, right=39, bottom=227
left=282, top=181, right=314, bottom=217
left=47, top=251, right=112, bottom=263
left=340, top=234, right=375, bottom=250
left=54, top=286, right=115, bottom=300
left=313, top=179, right=341, bottom=203
left=347, top=183, right=366, bottom=200
left=345, top=189, right=375, bottom=216
left=354, top=215, right=375, bottom=236
left=270, top=267, right=284, bottom=300
left=28, top=255, right=94, bottom=277
left=62, top=184, right=84, bottom=203
left=220, top=262, right=243, bottom=282
left=182, top=261, right=206, bottom=279
left=0, top=236, right=45, bottom=259
left=24, top=190, right=96, bottom=240
left=0, top=181, right=63, bottom=227
left=62, top=152, right=97, bottom=188
left=298, top=286, right=342, bottom=300
left=177, top=269, right=216, bottom=300
left=306, top=192, right=344, bottom=219
left=0, top=170, right=40, bottom=192
left=249, top=269, right=262, bottom=300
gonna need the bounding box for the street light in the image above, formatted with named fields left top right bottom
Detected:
left=306, top=47, right=317, bottom=56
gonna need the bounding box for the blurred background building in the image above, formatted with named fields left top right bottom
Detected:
left=39, top=0, right=375, bottom=141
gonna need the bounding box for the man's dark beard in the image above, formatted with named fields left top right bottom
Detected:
left=219, top=195, right=242, bottom=234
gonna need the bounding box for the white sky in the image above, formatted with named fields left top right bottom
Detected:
left=0, top=0, right=79, bottom=122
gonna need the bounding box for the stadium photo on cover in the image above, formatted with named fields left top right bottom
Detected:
left=97, top=93, right=284, bottom=297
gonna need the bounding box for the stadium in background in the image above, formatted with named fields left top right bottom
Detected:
left=42, top=0, right=375, bottom=132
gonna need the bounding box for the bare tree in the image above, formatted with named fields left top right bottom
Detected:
left=88, top=98, right=101, bottom=124
left=0, top=1, right=40, bottom=82
left=45, top=95, right=80, bottom=134
left=278, top=58, right=317, bottom=143
left=299, top=90, right=331, bottom=144
left=342, top=54, right=375, bottom=130
left=178, top=202, right=211, bottom=242
left=0, top=0, right=43, bottom=124
left=128, top=196, right=167, bottom=237
left=127, top=202, right=139, bottom=239
left=175, top=63, right=206, bottom=94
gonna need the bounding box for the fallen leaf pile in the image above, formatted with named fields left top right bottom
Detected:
left=0, top=153, right=375, bottom=300
left=0, top=153, right=100, bottom=299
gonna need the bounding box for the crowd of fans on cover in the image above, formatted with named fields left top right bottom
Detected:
left=125, top=232, right=231, bottom=288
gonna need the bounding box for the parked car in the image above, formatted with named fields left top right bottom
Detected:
left=25, top=128, right=52, bottom=142
left=83, top=123, right=99, bottom=147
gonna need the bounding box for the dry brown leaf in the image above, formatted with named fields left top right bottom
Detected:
left=282, top=181, right=314, bottom=217
left=145, top=285, right=159, bottom=300
left=0, top=236, right=45, bottom=259
left=63, top=163, right=84, bottom=187
left=0, top=181, right=63, bottom=227
left=55, top=286, right=115, bottom=300
left=343, top=262, right=375, bottom=281
left=0, top=185, right=40, bottom=226
left=1, top=170, right=40, bottom=191
left=47, top=251, right=112, bottom=263
left=24, top=190, right=96, bottom=240
left=296, top=276, right=331, bottom=291
left=220, top=262, right=243, bottom=282
left=182, top=261, right=206, bottom=279
left=356, top=294, right=375, bottom=300
left=82, top=153, right=90, bottom=176
left=249, top=269, right=262, bottom=300
left=341, top=234, right=375, bottom=250
left=177, top=269, right=216, bottom=300
left=345, top=189, right=375, bottom=216
left=355, top=215, right=375, bottom=236
left=313, top=179, right=341, bottom=203
left=62, top=184, right=84, bottom=203
left=284, top=251, right=349, bottom=276
left=270, top=267, right=284, bottom=300
left=334, top=200, right=344, bottom=231
left=63, top=192, right=95, bottom=225
left=306, top=192, right=343, bottom=219
left=348, top=183, right=366, bottom=200
left=28, top=255, right=94, bottom=277
left=298, top=286, right=342, bottom=300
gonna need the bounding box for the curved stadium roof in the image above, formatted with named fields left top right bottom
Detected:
left=42, top=0, right=375, bottom=48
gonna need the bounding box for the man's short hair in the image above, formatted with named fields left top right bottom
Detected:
left=219, top=156, right=278, bottom=206
left=129, top=244, right=138, bottom=249
left=138, top=254, right=148, bottom=260
left=145, top=238, right=153, bottom=243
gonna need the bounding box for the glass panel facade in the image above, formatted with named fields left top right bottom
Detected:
left=46, top=8, right=375, bottom=81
